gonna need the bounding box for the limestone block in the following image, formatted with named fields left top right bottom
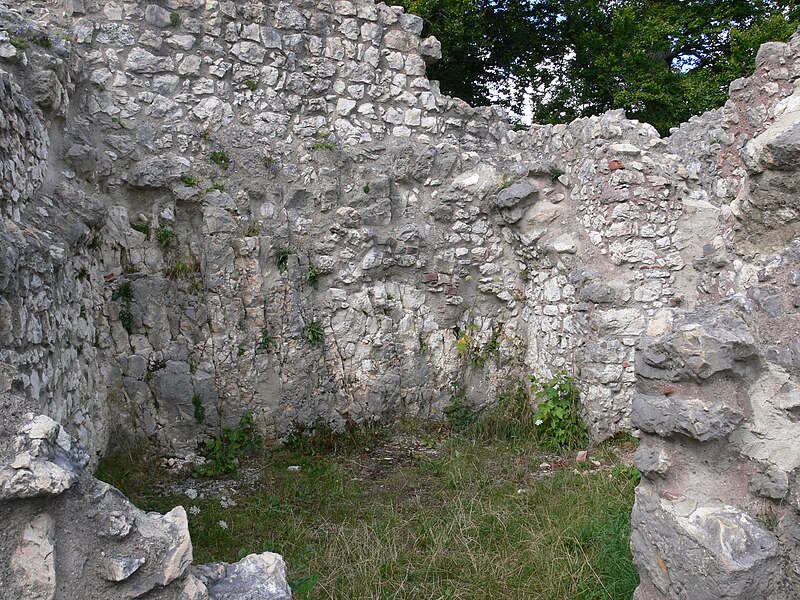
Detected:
left=197, top=552, right=291, bottom=600
left=632, top=393, right=743, bottom=441
left=0, top=414, right=88, bottom=499
left=145, top=4, right=173, bottom=27
left=636, top=309, right=758, bottom=381
left=126, top=154, right=190, bottom=188
left=631, top=489, right=781, bottom=600
left=101, top=556, right=146, bottom=582
left=10, top=513, right=56, bottom=599
left=125, top=48, right=175, bottom=73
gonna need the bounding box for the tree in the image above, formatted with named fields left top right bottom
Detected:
left=392, top=0, right=800, bottom=134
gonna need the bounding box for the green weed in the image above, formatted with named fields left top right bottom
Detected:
left=210, top=150, right=231, bottom=170
left=194, top=412, right=262, bottom=477
left=303, top=322, right=324, bottom=345
left=156, top=226, right=176, bottom=248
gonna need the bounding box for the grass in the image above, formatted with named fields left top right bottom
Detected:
left=97, top=424, right=639, bottom=600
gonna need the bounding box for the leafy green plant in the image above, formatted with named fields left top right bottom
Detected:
left=549, top=166, right=565, bottom=182
left=112, top=281, right=133, bottom=303
left=274, top=246, right=294, bottom=273
left=256, top=329, right=274, bottom=354
left=194, top=412, right=262, bottom=477
left=156, top=226, right=176, bottom=247
left=181, top=174, right=199, bottom=187
left=170, top=11, right=181, bottom=26
left=363, top=183, right=370, bottom=194
left=165, top=260, right=192, bottom=279
left=306, top=262, right=321, bottom=287
left=207, top=182, right=225, bottom=192
left=88, top=235, right=102, bottom=250
left=244, top=80, right=258, bottom=91
left=455, top=322, right=503, bottom=368
left=245, top=223, right=261, bottom=236
left=443, top=382, right=476, bottom=430
left=303, top=322, right=324, bottom=345
left=192, top=394, right=206, bottom=424
left=311, top=131, right=339, bottom=151
left=119, top=309, right=133, bottom=334
left=532, top=371, right=588, bottom=451
left=131, top=221, right=151, bottom=237
left=10, top=37, right=25, bottom=50
left=210, top=150, right=231, bottom=170
left=284, top=421, right=390, bottom=456
left=611, top=464, right=641, bottom=485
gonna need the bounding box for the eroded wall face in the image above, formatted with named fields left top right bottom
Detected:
left=1, top=0, right=800, bottom=597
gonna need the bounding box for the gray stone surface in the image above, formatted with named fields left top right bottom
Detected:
left=197, top=553, right=292, bottom=600
left=1, top=1, right=800, bottom=597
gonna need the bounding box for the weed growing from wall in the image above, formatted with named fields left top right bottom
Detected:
left=155, top=226, right=176, bottom=247
left=210, top=150, right=231, bottom=170
left=194, top=412, right=262, bottom=477
left=181, top=174, right=198, bottom=187
left=256, top=328, right=274, bottom=354
left=306, top=262, right=321, bottom=287
left=443, top=382, right=476, bottom=430
left=112, top=280, right=134, bottom=334
left=274, top=246, right=294, bottom=272
left=192, top=394, right=205, bottom=424
left=131, top=221, right=151, bottom=238
left=548, top=166, right=565, bottom=181
left=303, top=322, right=324, bottom=345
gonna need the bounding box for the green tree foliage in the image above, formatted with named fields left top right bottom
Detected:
left=392, top=0, right=799, bottom=133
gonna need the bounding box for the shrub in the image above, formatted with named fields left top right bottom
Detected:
left=119, top=309, right=133, bottom=334
left=112, top=281, right=133, bottom=303
left=165, top=260, right=192, bottom=279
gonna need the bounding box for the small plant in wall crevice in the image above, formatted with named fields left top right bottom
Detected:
left=303, top=321, right=325, bottom=345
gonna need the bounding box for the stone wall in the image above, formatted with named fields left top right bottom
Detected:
left=1, top=0, right=800, bottom=596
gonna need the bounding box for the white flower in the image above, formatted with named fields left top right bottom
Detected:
left=218, top=520, right=228, bottom=530
left=535, top=419, right=544, bottom=426
left=189, top=505, right=201, bottom=515
left=185, top=488, right=198, bottom=499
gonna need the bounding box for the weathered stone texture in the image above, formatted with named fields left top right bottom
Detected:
left=1, top=0, right=800, bottom=597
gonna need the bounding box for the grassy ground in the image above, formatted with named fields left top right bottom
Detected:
left=97, top=423, right=639, bottom=600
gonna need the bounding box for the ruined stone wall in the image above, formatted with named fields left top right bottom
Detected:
left=3, top=0, right=766, bottom=458
left=1, top=0, right=800, bottom=596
